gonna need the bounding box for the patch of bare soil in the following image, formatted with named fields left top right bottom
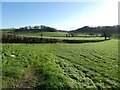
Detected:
left=13, top=69, right=37, bottom=88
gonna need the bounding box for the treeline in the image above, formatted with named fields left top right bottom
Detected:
left=16, top=25, right=119, bottom=34
left=70, top=25, right=120, bottom=40
left=2, top=33, right=107, bottom=44
left=15, top=25, right=57, bottom=32
left=75, top=25, right=119, bottom=34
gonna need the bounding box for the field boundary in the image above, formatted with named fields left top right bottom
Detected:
left=2, top=34, right=109, bottom=44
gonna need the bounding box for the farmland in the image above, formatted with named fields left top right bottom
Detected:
left=12, top=31, right=101, bottom=37
left=7, top=30, right=103, bottom=40
left=12, top=31, right=68, bottom=37
left=2, top=1, right=120, bottom=89
left=2, top=39, right=119, bottom=89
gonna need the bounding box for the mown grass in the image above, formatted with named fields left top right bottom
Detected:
left=2, top=39, right=119, bottom=89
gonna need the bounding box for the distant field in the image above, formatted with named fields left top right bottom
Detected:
left=39, top=37, right=105, bottom=40
left=13, top=31, right=68, bottom=37
left=12, top=31, right=101, bottom=37
left=2, top=39, right=119, bottom=89
left=10, top=31, right=104, bottom=40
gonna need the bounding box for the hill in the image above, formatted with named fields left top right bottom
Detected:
left=15, top=25, right=57, bottom=32
left=74, top=25, right=119, bottom=34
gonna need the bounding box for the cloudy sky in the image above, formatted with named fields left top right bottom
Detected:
left=2, top=0, right=119, bottom=30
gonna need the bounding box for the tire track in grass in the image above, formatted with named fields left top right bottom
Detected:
left=52, top=44, right=119, bottom=84
left=66, top=49, right=119, bottom=84
left=51, top=54, right=97, bottom=89
left=43, top=52, right=97, bottom=88
left=89, top=50, right=119, bottom=83
left=77, top=53, right=119, bottom=88
left=55, top=54, right=119, bottom=88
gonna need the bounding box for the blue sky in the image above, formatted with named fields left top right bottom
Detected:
left=2, top=1, right=118, bottom=30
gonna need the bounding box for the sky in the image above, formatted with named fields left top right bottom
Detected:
left=1, top=0, right=119, bottom=30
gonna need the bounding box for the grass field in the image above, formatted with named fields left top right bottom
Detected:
left=11, top=31, right=104, bottom=40
left=2, top=39, right=119, bottom=89
left=13, top=31, right=68, bottom=37
left=37, top=37, right=104, bottom=40
left=14, top=31, right=100, bottom=37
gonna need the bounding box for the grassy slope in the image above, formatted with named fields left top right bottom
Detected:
left=2, top=39, right=119, bottom=89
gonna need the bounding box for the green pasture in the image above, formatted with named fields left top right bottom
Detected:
left=2, top=39, right=119, bottom=89
left=10, top=31, right=104, bottom=40
left=13, top=31, right=67, bottom=37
